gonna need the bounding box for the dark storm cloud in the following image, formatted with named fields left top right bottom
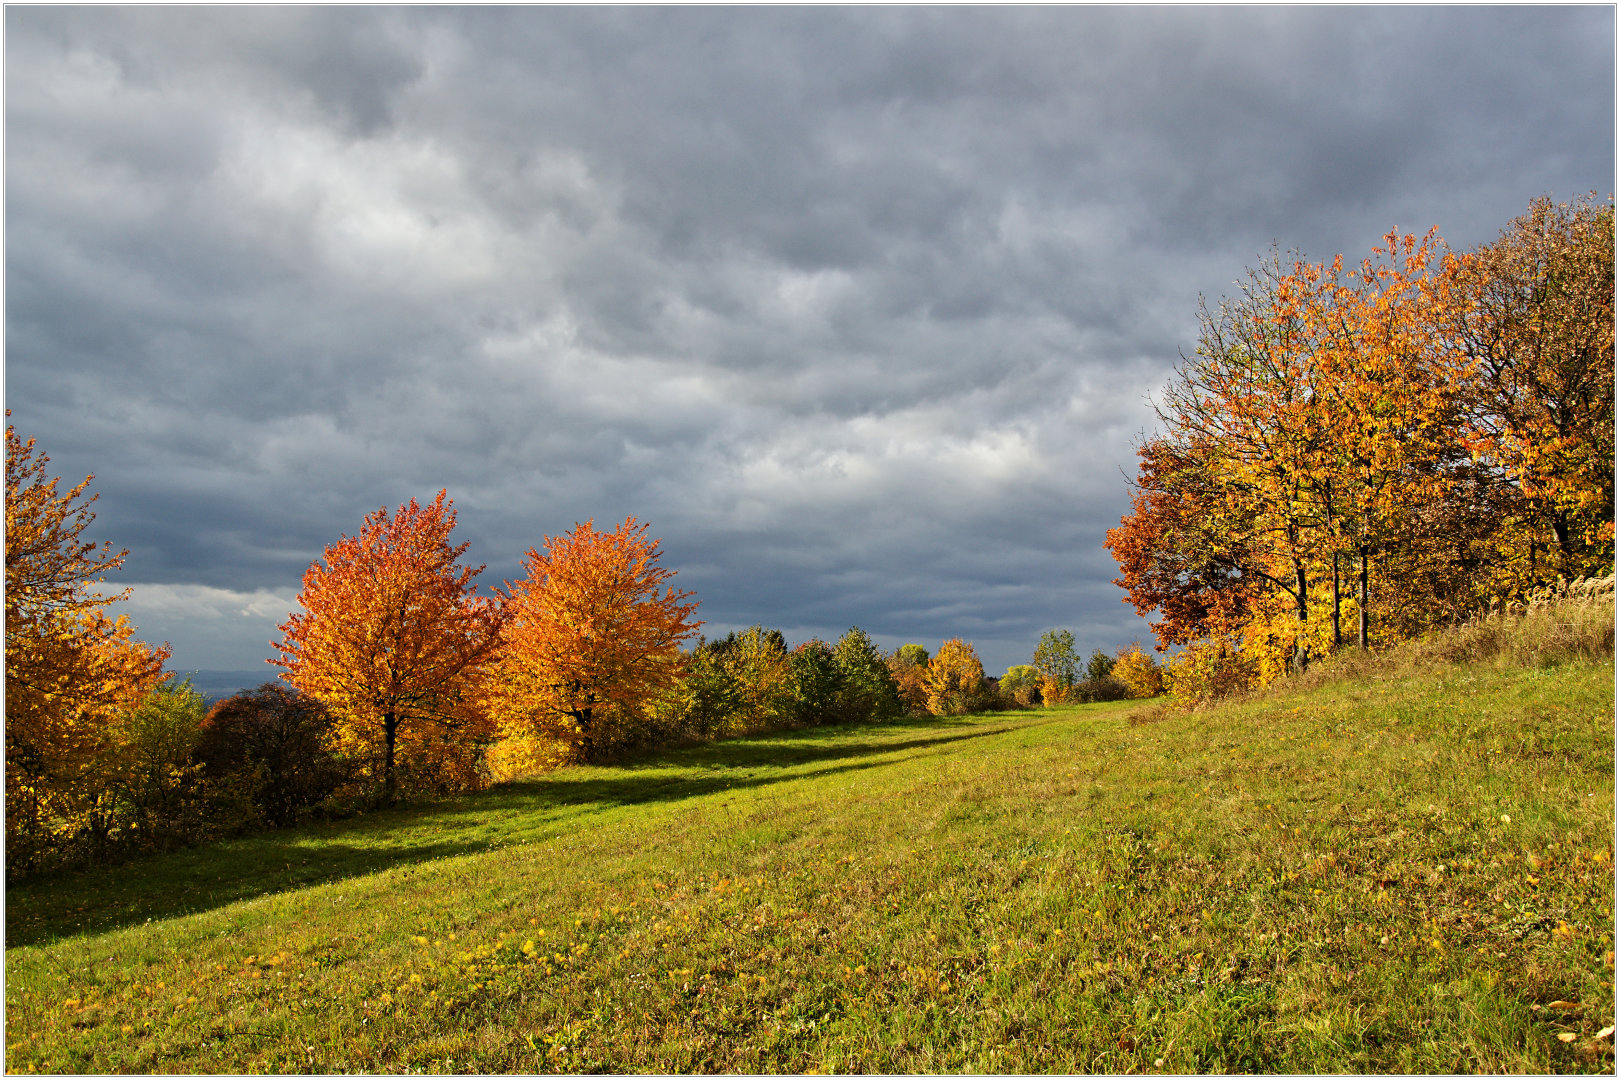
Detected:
left=6, top=6, right=1612, bottom=672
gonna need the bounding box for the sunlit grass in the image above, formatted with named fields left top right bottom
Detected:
left=5, top=658, right=1613, bottom=1073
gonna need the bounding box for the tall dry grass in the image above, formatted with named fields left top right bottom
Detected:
left=1284, top=573, right=1614, bottom=694
left=1433, top=572, right=1616, bottom=665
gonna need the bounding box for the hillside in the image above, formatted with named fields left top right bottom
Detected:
left=5, top=650, right=1613, bottom=1073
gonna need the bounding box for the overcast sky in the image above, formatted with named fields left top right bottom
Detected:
left=6, top=6, right=1614, bottom=678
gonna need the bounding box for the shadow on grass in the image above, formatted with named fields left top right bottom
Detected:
left=6, top=716, right=1020, bottom=949
left=525, top=724, right=1012, bottom=808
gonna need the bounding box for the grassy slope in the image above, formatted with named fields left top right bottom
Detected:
left=5, top=656, right=1613, bottom=1074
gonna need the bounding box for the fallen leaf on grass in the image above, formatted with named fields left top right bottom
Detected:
left=1595, top=1025, right=1615, bottom=1042
left=1557, top=1033, right=1578, bottom=1043
left=1546, top=1001, right=1585, bottom=1011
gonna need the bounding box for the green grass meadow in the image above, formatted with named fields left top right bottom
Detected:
left=5, top=654, right=1614, bottom=1073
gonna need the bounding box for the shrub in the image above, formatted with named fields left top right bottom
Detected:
left=196, top=683, right=351, bottom=826
left=646, top=627, right=796, bottom=741
left=1114, top=643, right=1166, bottom=699
left=655, top=644, right=746, bottom=741
left=107, top=678, right=213, bottom=849
left=390, top=727, right=491, bottom=796
left=1000, top=664, right=1042, bottom=706
left=972, top=676, right=1017, bottom=713
left=1070, top=676, right=1130, bottom=704
left=684, top=644, right=748, bottom=735
left=8, top=679, right=222, bottom=877
left=486, top=727, right=571, bottom=783
left=721, top=626, right=794, bottom=732
left=1167, top=639, right=1258, bottom=705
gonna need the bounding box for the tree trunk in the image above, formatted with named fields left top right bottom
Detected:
left=1358, top=545, right=1370, bottom=651
left=1293, top=562, right=1309, bottom=675
left=1552, top=514, right=1573, bottom=574
left=1326, top=494, right=1342, bottom=651
left=1332, top=549, right=1342, bottom=649
left=573, top=707, right=595, bottom=762
left=383, top=710, right=398, bottom=801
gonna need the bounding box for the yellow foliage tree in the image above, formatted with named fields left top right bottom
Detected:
left=1113, top=644, right=1165, bottom=699
left=923, top=638, right=985, bottom=716
left=5, top=421, right=169, bottom=864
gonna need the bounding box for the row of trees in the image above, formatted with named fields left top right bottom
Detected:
left=268, top=496, right=701, bottom=797
left=271, top=495, right=1167, bottom=792
left=1106, top=194, right=1614, bottom=699
left=8, top=438, right=1146, bottom=871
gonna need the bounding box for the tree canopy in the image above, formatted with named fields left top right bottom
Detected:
left=272, top=490, right=505, bottom=796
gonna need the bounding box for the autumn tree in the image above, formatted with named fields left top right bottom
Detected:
left=1109, top=250, right=1352, bottom=680
left=1112, top=199, right=1612, bottom=703
left=1000, top=664, right=1041, bottom=706
left=273, top=491, right=504, bottom=798
left=491, top=517, right=700, bottom=762
left=887, top=643, right=931, bottom=713
left=1031, top=628, right=1080, bottom=704
left=1105, top=437, right=1260, bottom=652
left=6, top=421, right=169, bottom=865
left=1119, top=231, right=1486, bottom=673
left=1454, top=193, right=1615, bottom=581
left=1284, top=230, right=1478, bottom=648
left=1113, top=643, right=1166, bottom=699
left=923, top=638, right=985, bottom=716
left=1164, top=251, right=1337, bottom=673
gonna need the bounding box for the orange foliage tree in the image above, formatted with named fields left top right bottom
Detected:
left=1105, top=437, right=1259, bottom=651
left=1153, top=251, right=1337, bottom=673
left=887, top=643, right=931, bottom=713
left=272, top=490, right=505, bottom=798
left=5, top=421, right=168, bottom=862
left=491, top=517, right=700, bottom=762
left=1285, top=229, right=1476, bottom=647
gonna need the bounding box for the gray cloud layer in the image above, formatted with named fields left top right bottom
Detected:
left=6, top=7, right=1613, bottom=674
